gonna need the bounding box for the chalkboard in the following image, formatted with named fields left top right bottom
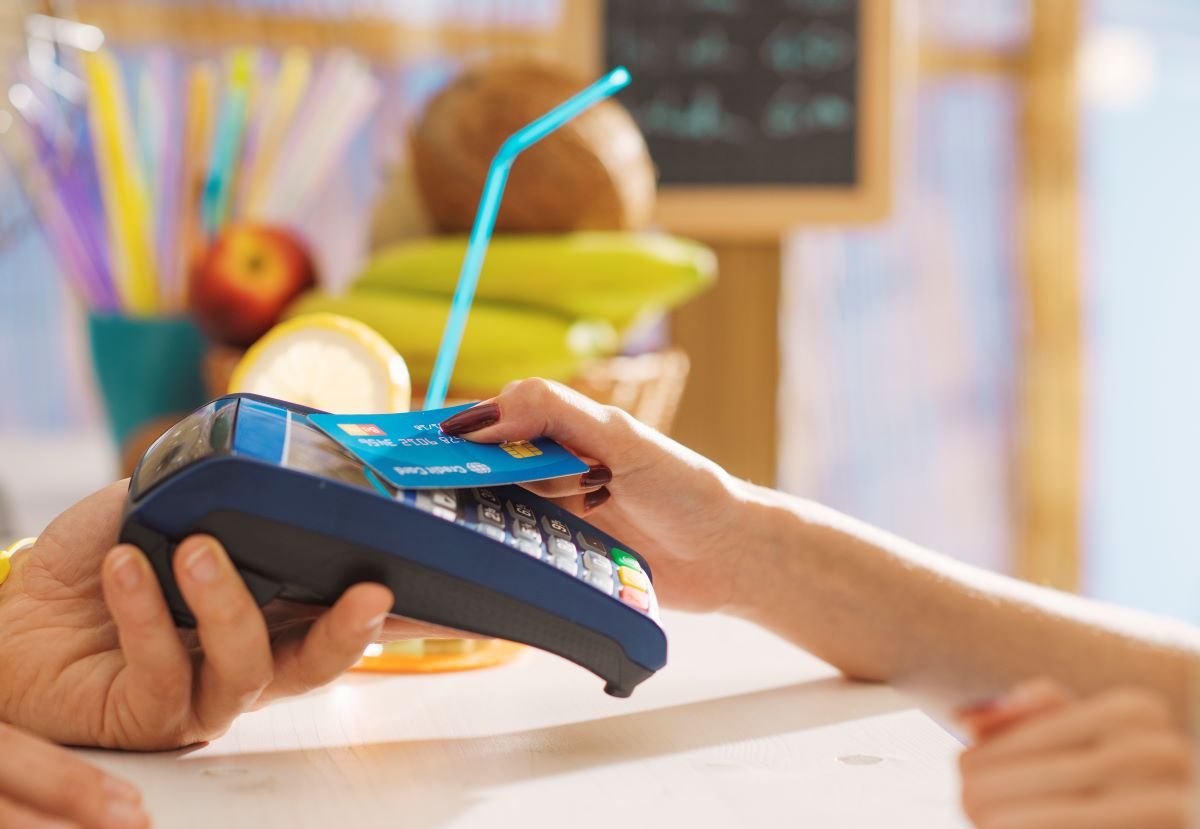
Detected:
left=605, top=0, right=863, bottom=189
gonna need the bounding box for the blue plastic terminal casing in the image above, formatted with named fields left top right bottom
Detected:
left=121, top=393, right=666, bottom=697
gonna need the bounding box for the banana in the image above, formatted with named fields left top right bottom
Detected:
left=285, top=290, right=619, bottom=394
left=353, top=232, right=717, bottom=328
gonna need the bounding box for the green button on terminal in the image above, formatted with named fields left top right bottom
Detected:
left=611, top=548, right=643, bottom=572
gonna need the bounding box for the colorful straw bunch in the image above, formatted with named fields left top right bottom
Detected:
left=4, top=46, right=380, bottom=315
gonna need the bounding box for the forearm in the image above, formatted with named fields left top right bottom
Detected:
left=726, top=481, right=1200, bottom=720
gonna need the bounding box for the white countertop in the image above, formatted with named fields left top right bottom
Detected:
left=78, top=610, right=971, bottom=829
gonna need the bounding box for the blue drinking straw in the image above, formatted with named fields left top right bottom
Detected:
left=422, top=66, right=632, bottom=410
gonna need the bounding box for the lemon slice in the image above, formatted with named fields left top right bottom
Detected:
left=228, top=313, right=411, bottom=413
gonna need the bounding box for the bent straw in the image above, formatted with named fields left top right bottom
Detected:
left=422, top=66, right=631, bottom=410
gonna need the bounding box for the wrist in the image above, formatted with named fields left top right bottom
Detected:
left=715, top=479, right=796, bottom=618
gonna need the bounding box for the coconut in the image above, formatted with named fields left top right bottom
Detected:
left=410, top=60, right=657, bottom=233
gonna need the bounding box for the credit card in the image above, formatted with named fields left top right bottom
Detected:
left=308, top=404, right=588, bottom=490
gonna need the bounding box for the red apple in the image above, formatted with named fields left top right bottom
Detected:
left=190, top=224, right=317, bottom=347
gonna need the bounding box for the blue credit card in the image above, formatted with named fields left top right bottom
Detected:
left=308, top=404, right=588, bottom=490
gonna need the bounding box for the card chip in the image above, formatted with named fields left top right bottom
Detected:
left=501, top=441, right=543, bottom=459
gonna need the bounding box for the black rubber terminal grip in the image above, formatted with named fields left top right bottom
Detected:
left=120, top=521, right=285, bottom=628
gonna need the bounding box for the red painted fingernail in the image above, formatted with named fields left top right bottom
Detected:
left=581, top=465, right=612, bottom=488
left=440, top=402, right=500, bottom=436
left=584, top=487, right=611, bottom=512
left=957, top=695, right=1003, bottom=718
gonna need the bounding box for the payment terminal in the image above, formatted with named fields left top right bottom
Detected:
left=120, top=393, right=666, bottom=697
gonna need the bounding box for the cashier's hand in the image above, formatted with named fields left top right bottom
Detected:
left=0, top=480, right=395, bottom=751
left=957, top=678, right=1193, bottom=829
left=439, top=378, right=746, bottom=613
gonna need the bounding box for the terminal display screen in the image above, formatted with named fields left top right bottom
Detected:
left=131, top=399, right=236, bottom=499
left=132, top=399, right=396, bottom=500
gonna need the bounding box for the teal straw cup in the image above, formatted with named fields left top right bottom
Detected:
left=87, top=313, right=209, bottom=448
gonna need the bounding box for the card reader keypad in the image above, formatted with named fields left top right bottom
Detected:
left=478, top=504, right=505, bottom=526
left=542, top=516, right=571, bottom=539
left=401, top=487, right=656, bottom=616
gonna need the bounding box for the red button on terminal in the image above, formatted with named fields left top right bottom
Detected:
left=620, top=586, right=651, bottom=612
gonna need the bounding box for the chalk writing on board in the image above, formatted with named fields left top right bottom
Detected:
left=633, top=86, right=754, bottom=144
left=606, top=0, right=860, bottom=186
left=761, top=21, right=855, bottom=75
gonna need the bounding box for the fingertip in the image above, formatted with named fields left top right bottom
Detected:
left=173, top=535, right=231, bottom=588
left=583, top=487, right=611, bottom=513
left=957, top=694, right=1003, bottom=720
left=335, top=583, right=393, bottom=633
left=439, top=401, right=501, bottom=437
left=581, top=465, right=613, bottom=489
left=175, top=534, right=225, bottom=561
left=101, top=773, right=143, bottom=804
left=958, top=678, right=1069, bottom=726
left=103, top=544, right=150, bottom=598
left=1011, top=676, right=1065, bottom=700
left=103, top=543, right=144, bottom=575
left=348, top=582, right=394, bottom=613
left=104, top=542, right=141, bottom=561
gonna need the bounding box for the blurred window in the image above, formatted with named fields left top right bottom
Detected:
left=1082, top=0, right=1200, bottom=622
left=778, top=3, right=1025, bottom=572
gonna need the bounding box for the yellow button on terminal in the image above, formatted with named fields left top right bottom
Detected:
left=617, top=566, right=650, bottom=592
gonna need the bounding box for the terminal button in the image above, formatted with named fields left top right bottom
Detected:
left=542, top=516, right=572, bottom=539
left=611, top=548, right=643, bottom=573
left=507, top=501, right=536, bottom=522
left=548, top=537, right=577, bottom=560
left=431, top=490, right=457, bottom=513
left=478, top=504, right=505, bottom=526
left=617, top=566, right=650, bottom=592
left=620, top=586, right=650, bottom=612
left=516, top=540, right=542, bottom=559
left=584, top=569, right=615, bottom=594
left=417, top=492, right=456, bottom=523
left=474, top=488, right=501, bottom=507
left=513, top=520, right=540, bottom=543
left=478, top=524, right=506, bottom=544
left=553, top=556, right=580, bottom=577
left=583, top=551, right=613, bottom=575
left=576, top=531, right=608, bottom=555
